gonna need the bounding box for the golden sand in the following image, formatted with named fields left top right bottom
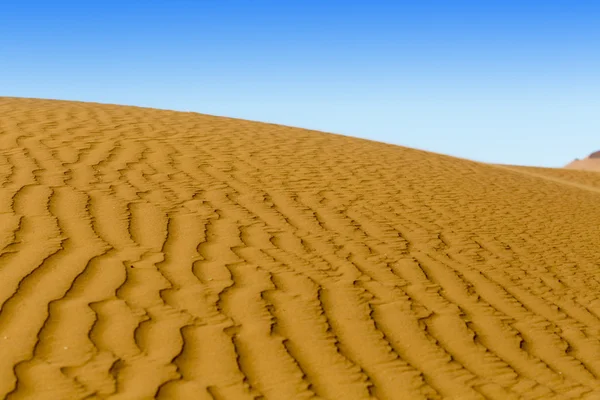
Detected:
left=1, top=97, right=600, bottom=399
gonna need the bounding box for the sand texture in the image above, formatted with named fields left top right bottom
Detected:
left=1, top=97, right=600, bottom=399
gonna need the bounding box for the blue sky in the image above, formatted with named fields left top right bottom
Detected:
left=1, top=1, right=599, bottom=167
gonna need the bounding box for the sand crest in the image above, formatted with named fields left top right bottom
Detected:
left=1, top=97, right=600, bottom=399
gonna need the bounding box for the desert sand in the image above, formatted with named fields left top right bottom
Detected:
left=1, top=97, right=600, bottom=399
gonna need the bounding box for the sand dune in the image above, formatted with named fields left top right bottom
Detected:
left=1, top=97, right=600, bottom=399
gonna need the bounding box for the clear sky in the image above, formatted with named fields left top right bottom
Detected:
left=1, top=1, right=599, bottom=167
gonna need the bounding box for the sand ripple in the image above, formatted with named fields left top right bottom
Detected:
left=1, top=98, right=600, bottom=399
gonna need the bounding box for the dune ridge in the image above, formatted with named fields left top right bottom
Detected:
left=1, top=97, right=600, bottom=399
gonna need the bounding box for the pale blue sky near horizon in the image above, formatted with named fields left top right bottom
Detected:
left=1, top=1, right=599, bottom=167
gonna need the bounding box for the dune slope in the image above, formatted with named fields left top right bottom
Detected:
left=1, top=97, right=600, bottom=399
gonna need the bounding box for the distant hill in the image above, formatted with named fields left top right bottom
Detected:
left=589, top=150, right=600, bottom=159
left=565, top=150, right=600, bottom=171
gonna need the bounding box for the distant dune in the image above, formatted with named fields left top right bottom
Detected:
left=1, top=97, right=600, bottom=399
left=565, top=151, right=600, bottom=172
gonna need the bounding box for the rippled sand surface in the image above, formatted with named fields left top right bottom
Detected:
left=1, top=97, right=600, bottom=399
